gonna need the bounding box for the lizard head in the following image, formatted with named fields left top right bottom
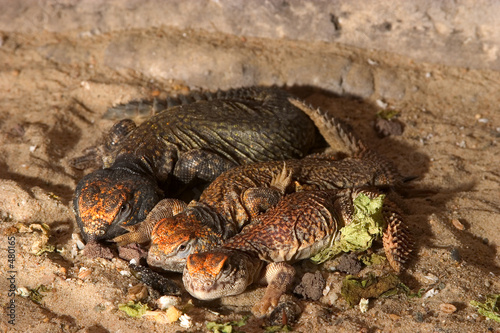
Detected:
left=74, top=168, right=163, bottom=243
left=182, top=249, right=254, bottom=300
left=147, top=207, right=224, bottom=272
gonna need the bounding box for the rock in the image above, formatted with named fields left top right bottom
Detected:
left=374, top=118, right=405, bottom=137
left=82, top=242, right=114, bottom=260
left=336, top=252, right=363, bottom=275
left=293, top=271, right=326, bottom=301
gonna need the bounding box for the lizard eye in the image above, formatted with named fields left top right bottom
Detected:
left=115, top=202, right=131, bottom=223
left=176, top=242, right=192, bottom=258
left=221, top=261, right=232, bottom=275
left=120, top=202, right=130, bottom=213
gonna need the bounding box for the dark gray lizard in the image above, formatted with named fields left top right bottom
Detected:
left=73, top=87, right=322, bottom=243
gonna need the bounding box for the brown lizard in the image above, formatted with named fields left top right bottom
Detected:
left=182, top=188, right=412, bottom=317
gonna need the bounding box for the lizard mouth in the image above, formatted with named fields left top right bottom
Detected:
left=182, top=252, right=250, bottom=300
left=147, top=244, right=187, bottom=273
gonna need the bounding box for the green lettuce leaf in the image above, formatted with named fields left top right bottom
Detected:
left=470, top=294, right=500, bottom=323
left=311, top=193, right=386, bottom=264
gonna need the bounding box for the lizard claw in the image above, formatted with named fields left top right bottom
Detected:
left=112, top=198, right=188, bottom=246
left=270, top=162, right=292, bottom=193
left=252, top=288, right=282, bottom=318
left=252, top=262, right=295, bottom=317
left=112, top=222, right=152, bottom=246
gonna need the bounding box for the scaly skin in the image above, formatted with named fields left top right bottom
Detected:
left=74, top=87, right=319, bottom=242
left=143, top=150, right=405, bottom=272
left=139, top=100, right=407, bottom=271
left=182, top=188, right=412, bottom=317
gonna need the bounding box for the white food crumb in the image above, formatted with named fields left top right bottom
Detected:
left=120, top=270, right=131, bottom=277
left=179, top=314, right=192, bottom=328
left=359, top=298, right=369, bottom=313
left=422, top=288, right=439, bottom=299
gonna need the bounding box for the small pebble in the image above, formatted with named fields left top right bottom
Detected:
left=414, top=312, right=424, bottom=322
left=423, top=273, right=439, bottom=284
left=77, top=267, right=92, bottom=280
left=71, top=233, right=85, bottom=250
left=439, top=303, right=457, bottom=314
left=59, top=267, right=67, bottom=277
left=335, top=252, right=362, bottom=275
left=450, top=248, right=461, bottom=262
left=376, top=99, right=388, bottom=109
left=388, top=313, right=400, bottom=320
left=76, top=240, right=85, bottom=250
left=451, top=219, right=465, bottom=230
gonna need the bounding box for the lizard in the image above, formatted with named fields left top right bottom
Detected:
left=73, top=86, right=325, bottom=243
left=182, top=187, right=412, bottom=317
left=115, top=98, right=411, bottom=272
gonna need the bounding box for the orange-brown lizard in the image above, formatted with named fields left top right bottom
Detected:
left=182, top=188, right=411, bottom=317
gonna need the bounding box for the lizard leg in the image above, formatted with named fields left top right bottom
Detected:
left=104, top=119, right=137, bottom=150
left=252, top=262, right=296, bottom=318
left=112, top=198, right=187, bottom=246
left=241, top=163, right=293, bottom=219
left=69, top=119, right=137, bottom=170
left=172, top=149, right=237, bottom=185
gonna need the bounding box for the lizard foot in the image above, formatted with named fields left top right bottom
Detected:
left=252, top=262, right=296, bottom=317
left=241, top=165, right=292, bottom=220
left=270, top=162, right=292, bottom=193
left=113, top=198, right=187, bottom=246
left=252, top=286, right=283, bottom=318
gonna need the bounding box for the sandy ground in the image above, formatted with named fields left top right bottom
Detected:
left=0, top=24, right=499, bottom=333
